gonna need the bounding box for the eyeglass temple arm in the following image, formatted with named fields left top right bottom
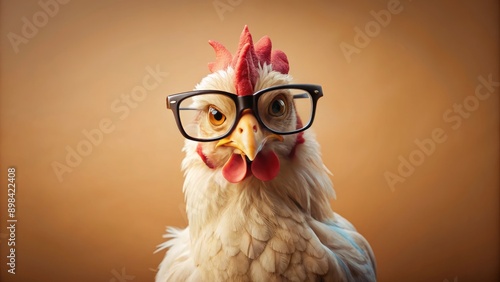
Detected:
left=293, top=93, right=310, bottom=99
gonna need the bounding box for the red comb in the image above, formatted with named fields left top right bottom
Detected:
left=208, top=25, right=289, bottom=96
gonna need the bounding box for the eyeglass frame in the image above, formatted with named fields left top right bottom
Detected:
left=166, top=84, right=323, bottom=142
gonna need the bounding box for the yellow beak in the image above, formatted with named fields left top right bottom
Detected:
left=216, top=110, right=283, bottom=161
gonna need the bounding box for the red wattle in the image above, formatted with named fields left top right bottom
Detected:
left=251, top=150, right=280, bottom=181
left=222, top=154, right=247, bottom=183
left=222, top=151, right=281, bottom=183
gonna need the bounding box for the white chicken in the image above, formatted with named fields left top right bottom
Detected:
left=156, top=26, right=376, bottom=281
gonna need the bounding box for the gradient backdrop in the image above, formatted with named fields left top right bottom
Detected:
left=0, top=0, right=498, bottom=281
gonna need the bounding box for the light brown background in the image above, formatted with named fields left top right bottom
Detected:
left=0, top=0, right=498, bottom=281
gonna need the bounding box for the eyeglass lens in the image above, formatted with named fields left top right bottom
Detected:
left=177, top=88, right=314, bottom=140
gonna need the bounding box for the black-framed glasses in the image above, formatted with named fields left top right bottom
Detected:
left=166, top=84, right=323, bottom=142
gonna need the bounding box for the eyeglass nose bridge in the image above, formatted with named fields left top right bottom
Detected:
left=231, top=95, right=259, bottom=127
left=235, top=95, right=255, bottom=113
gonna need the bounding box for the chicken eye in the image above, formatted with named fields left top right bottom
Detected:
left=208, top=106, right=226, bottom=126
left=268, top=95, right=287, bottom=117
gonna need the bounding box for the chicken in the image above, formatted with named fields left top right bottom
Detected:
left=156, top=26, right=376, bottom=282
